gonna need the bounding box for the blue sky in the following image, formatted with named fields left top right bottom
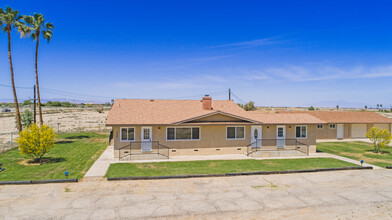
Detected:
left=1, top=0, right=392, bottom=107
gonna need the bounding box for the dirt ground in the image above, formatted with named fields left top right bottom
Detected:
left=0, top=107, right=110, bottom=149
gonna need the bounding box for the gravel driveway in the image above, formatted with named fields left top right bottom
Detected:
left=1, top=169, right=392, bottom=219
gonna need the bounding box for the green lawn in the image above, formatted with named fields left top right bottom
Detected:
left=106, top=158, right=357, bottom=178
left=0, top=132, right=108, bottom=181
left=317, top=141, right=392, bottom=167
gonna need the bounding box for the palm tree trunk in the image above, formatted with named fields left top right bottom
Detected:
left=35, top=33, right=43, bottom=126
left=8, top=30, right=22, bottom=132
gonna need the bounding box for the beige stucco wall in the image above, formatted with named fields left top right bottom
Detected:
left=316, top=124, right=338, bottom=139
left=112, top=124, right=317, bottom=157
left=315, top=123, right=392, bottom=140
left=113, top=125, right=252, bottom=150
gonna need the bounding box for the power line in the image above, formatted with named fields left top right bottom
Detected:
left=0, top=83, right=32, bottom=90
left=40, top=87, right=116, bottom=99
left=1, top=83, right=237, bottom=102
left=167, top=90, right=227, bottom=100
left=230, top=91, right=246, bottom=104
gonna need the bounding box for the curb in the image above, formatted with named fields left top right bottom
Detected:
left=0, top=178, right=78, bottom=185
left=107, top=166, right=372, bottom=181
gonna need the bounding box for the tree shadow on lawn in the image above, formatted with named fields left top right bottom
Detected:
left=64, top=135, right=90, bottom=140
left=56, top=140, right=74, bottom=144
left=21, top=157, right=67, bottom=166
left=364, top=149, right=391, bottom=155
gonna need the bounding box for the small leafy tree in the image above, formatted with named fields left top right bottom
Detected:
left=308, top=106, right=315, bottom=111
left=23, top=100, right=32, bottom=106
left=21, top=110, right=33, bottom=128
left=366, top=127, right=391, bottom=153
left=239, top=101, right=256, bottom=111
left=17, top=124, right=57, bottom=163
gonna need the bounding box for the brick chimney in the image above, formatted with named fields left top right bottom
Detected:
left=202, top=95, right=212, bottom=110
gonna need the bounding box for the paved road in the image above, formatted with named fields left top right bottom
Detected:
left=1, top=170, right=392, bottom=219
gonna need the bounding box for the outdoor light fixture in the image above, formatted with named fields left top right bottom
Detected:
left=360, top=160, right=364, bottom=167
left=64, top=171, right=69, bottom=179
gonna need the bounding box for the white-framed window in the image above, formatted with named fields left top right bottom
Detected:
left=317, top=124, right=323, bottom=129
left=329, top=124, right=336, bottom=129
left=120, top=127, right=135, bottom=141
left=167, top=127, right=200, bottom=141
left=227, top=126, right=245, bottom=139
left=295, top=125, right=307, bottom=138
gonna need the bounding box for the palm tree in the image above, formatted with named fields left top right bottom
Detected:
left=0, top=9, right=4, bottom=27
left=1, top=7, right=25, bottom=132
left=23, top=13, right=54, bottom=126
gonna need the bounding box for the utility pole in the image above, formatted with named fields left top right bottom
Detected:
left=33, top=85, right=36, bottom=123
left=229, top=88, right=231, bottom=100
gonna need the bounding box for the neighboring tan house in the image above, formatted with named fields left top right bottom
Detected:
left=106, top=96, right=323, bottom=159
left=302, top=111, right=392, bottom=139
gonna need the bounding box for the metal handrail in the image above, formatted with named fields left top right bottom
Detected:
left=295, top=140, right=310, bottom=156
left=246, top=139, right=310, bottom=156
left=118, top=141, right=171, bottom=160
left=158, top=143, right=170, bottom=158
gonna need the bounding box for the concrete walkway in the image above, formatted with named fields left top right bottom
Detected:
left=317, top=138, right=372, bottom=144
left=117, top=153, right=250, bottom=163
left=312, top=152, right=383, bottom=169
left=317, top=138, right=392, bottom=146
left=84, top=146, right=114, bottom=180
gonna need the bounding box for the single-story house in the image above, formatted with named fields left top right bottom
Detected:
left=301, top=111, right=392, bottom=139
left=105, top=96, right=323, bottom=158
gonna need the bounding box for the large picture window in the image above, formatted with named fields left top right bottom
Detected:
left=295, top=126, right=307, bottom=138
left=120, top=127, right=135, bottom=141
left=167, top=127, right=200, bottom=140
left=227, top=126, right=245, bottom=139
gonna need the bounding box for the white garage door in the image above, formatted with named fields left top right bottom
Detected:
left=351, top=124, right=367, bottom=138
left=374, top=124, right=389, bottom=130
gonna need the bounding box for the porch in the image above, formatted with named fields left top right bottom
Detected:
left=117, top=139, right=310, bottom=161
left=118, top=141, right=170, bottom=161
left=247, top=139, right=310, bottom=158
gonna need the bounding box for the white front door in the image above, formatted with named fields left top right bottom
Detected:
left=277, top=126, right=285, bottom=148
left=337, top=124, right=344, bottom=139
left=141, top=127, right=152, bottom=152
left=251, top=126, right=262, bottom=148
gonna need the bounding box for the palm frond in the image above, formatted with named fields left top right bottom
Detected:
left=45, top=22, right=54, bottom=30
left=6, top=6, right=12, bottom=14
left=23, top=15, right=35, bottom=26
left=36, top=13, right=44, bottom=24
left=42, top=29, right=53, bottom=42
left=31, top=32, right=37, bottom=40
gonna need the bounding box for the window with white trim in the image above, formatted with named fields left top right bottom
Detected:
left=227, top=126, right=245, bottom=139
left=329, top=124, right=336, bottom=129
left=295, top=126, right=307, bottom=138
left=120, top=127, right=135, bottom=141
left=167, top=127, right=200, bottom=140
left=317, top=124, right=323, bottom=129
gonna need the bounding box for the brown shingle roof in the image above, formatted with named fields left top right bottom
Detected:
left=304, top=111, right=392, bottom=124
left=246, top=112, right=325, bottom=125
left=106, top=99, right=253, bottom=125
left=106, top=99, right=324, bottom=125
